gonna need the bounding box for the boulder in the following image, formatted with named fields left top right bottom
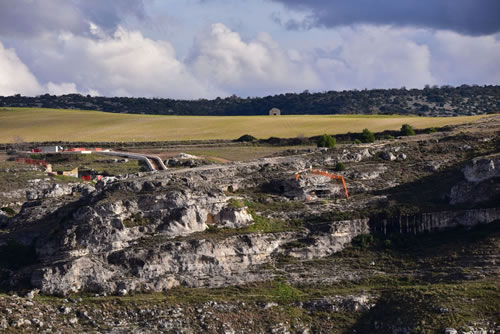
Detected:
left=380, top=151, right=396, bottom=161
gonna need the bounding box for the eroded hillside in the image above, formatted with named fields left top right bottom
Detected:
left=0, top=116, right=499, bottom=333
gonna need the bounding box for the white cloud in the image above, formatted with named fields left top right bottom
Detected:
left=0, top=41, right=41, bottom=96
left=45, top=82, right=100, bottom=96
left=28, top=27, right=219, bottom=98
left=188, top=23, right=321, bottom=96
left=0, top=41, right=98, bottom=97
left=313, top=26, right=435, bottom=90
left=431, top=31, right=500, bottom=85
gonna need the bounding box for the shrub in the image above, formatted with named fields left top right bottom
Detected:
left=271, top=280, right=302, bottom=303
left=266, top=137, right=282, bottom=145
left=335, top=162, right=345, bottom=171
left=361, top=128, right=375, bottom=143
left=426, top=127, right=437, bottom=134
left=317, top=134, right=336, bottom=148
left=384, top=135, right=395, bottom=140
left=354, top=139, right=362, bottom=144
left=400, top=124, right=416, bottom=136
left=205, top=225, right=219, bottom=233
left=123, top=213, right=150, bottom=228
left=227, top=198, right=244, bottom=208
left=236, top=134, right=257, bottom=142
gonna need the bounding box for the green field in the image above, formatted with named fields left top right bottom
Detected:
left=0, top=107, right=488, bottom=143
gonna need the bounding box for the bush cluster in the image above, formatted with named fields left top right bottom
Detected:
left=335, top=162, right=345, bottom=171
left=361, top=128, right=375, bottom=143
left=317, top=134, right=336, bottom=148
left=400, top=124, right=416, bottom=136
left=236, top=134, right=257, bottom=142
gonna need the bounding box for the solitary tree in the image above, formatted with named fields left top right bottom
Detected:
left=400, top=124, right=416, bottom=136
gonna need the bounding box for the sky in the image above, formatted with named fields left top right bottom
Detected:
left=0, top=0, right=499, bottom=99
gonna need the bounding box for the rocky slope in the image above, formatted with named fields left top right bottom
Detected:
left=0, top=115, right=499, bottom=333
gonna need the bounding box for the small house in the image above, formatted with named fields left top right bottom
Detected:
left=269, top=108, right=281, bottom=116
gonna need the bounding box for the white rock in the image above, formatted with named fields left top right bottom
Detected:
left=381, top=151, right=397, bottom=161
left=176, top=153, right=200, bottom=160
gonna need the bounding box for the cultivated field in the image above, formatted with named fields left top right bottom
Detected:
left=0, top=107, right=489, bottom=143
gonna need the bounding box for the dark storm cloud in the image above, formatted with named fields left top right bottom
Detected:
left=271, top=0, right=500, bottom=35
left=0, top=0, right=146, bottom=38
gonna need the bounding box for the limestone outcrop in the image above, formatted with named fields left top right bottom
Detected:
left=449, top=153, right=500, bottom=205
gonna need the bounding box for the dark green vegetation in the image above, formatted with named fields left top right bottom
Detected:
left=0, top=207, right=15, bottom=216
left=360, top=128, right=376, bottom=143
left=2, top=85, right=499, bottom=116
left=316, top=134, right=336, bottom=148
left=401, top=123, right=416, bottom=136
left=235, top=134, right=257, bottom=142
left=123, top=213, right=150, bottom=228
left=335, top=162, right=345, bottom=171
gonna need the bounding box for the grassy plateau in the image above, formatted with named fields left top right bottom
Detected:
left=0, top=107, right=488, bottom=143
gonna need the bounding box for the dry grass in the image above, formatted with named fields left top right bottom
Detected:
left=0, top=107, right=489, bottom=143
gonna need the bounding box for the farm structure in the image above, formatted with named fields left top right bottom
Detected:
left=269, top=108, right=281, bottom=116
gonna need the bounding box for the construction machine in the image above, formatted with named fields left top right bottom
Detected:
left=295, top=167, right=349, bottom=198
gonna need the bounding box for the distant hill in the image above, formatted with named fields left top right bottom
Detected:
left=1, top=85, right=499, bottom=116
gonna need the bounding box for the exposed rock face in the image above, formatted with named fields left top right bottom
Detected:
left=450, top=154, right=500, bottom=205
left=463, top=154, right=500, bottom=183
left=264, top=174, right=345, bottom=200
left=338, top=148, right=372, bottom=162
left=29, top=217, right=372, bottom=295
left=3, top=167, right=375, bottom=295
left=214, top=207, right=253, bottom=228
left=370, top=208, right=500, bottom=235
left=287, top=219, right=370, bottom=260
left=26, top=183, right=96, bottom=201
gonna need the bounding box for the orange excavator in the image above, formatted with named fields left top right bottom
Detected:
left=295, top=168, right=349, bottom=198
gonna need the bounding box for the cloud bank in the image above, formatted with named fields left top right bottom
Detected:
left=0, top=0, right=146, bottom=38
left=0, top=1, right=498, bottom=98
left=1, top=23, right=500, bottom=98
